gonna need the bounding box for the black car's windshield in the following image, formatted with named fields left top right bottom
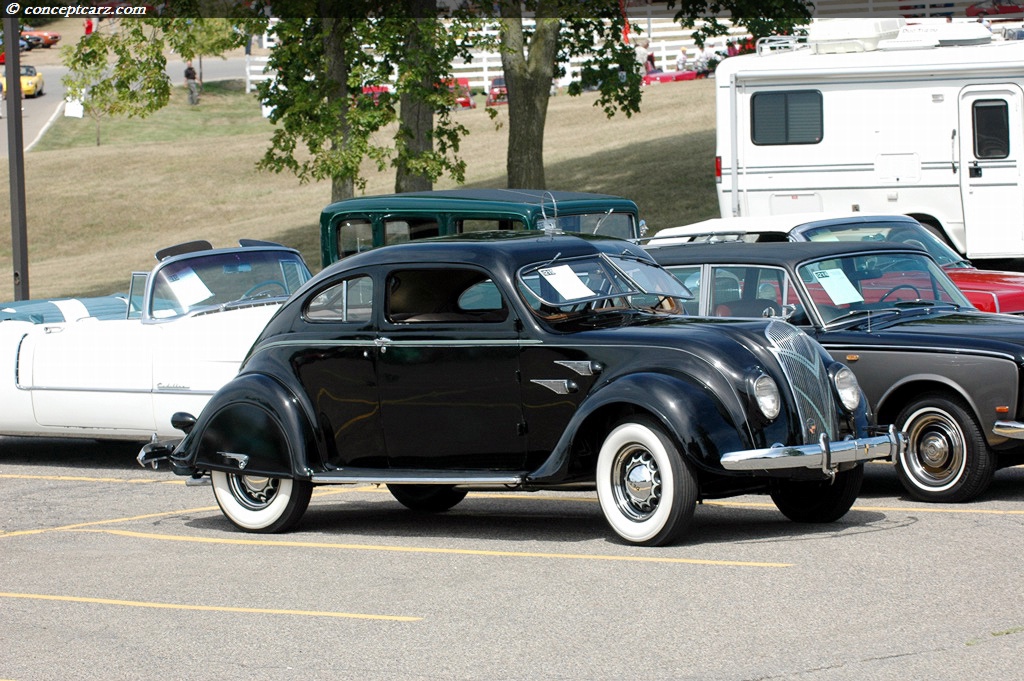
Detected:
left=800, top=221, right=970, bottom=268
left=518, top=253, right=692, bottom=319
left=149, top=250, right=311, bottom=319
left=796, top=251, right=971, bottom=326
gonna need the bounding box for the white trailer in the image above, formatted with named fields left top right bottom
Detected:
left=715, top=19, right=1024, bottom=259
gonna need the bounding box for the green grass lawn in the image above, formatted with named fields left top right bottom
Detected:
left=1, top=76, right=718, bottom=298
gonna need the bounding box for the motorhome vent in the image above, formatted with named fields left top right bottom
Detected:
left=878, top=22, right=993, bottom=50
left=807, top=18, right=905, bottom=54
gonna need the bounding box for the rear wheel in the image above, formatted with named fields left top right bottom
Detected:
left=596, top=416, right=698, bottom=546
left=387, top=484, right=467, bottom=512
left=211, top=471, right=312, bottom=533
left=895, top=393, right=993, bottom=502
left=770, top=465, right=863, bottom=523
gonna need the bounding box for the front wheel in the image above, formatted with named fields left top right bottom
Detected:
left=387, top=484, right=467, bottom=512
left=596, top=416, right=698, bottom=546
left=895, top=393, right=993, bottom=502
left=211, top=470, right=312, bottom=533
left=770, top=465, right=864, bottom=523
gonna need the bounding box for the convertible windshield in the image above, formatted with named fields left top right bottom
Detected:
left=797, top=251, right=971, bottom=326
left=149, top=250, right=311, bottom=319
left=518, top=253, right=692, bottom=317
left=801, top=221, right=968, bottom=268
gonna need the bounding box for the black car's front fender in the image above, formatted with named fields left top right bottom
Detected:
left=528, top=371, right=751, bottom=483
left=171, top=373, right=315, bottom=480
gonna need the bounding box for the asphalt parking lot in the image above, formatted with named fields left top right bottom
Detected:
left=3, top=437, right=1024, bottom=681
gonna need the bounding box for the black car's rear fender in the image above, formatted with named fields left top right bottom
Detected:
left=529, top=372, right=749, bottom=482
left=183, top=373, right=315, bottom=479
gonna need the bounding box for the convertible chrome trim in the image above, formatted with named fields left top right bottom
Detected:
left=720, top=425, right=904, bottom=471
left=994, top=420, right=1024, bottom=439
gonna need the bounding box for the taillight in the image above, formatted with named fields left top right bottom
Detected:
left=715, top=155, right=722, bottom=183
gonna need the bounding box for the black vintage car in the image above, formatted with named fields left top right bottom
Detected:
left=645, top=239, right=1024, bottom=504
left=140, top=233, right=899, bottom=546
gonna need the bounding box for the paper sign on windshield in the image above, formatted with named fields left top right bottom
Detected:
left=539, top=265, right=596, bottom=301
left=166, top=267, right=214, bottom=308
left=812, top=268, right=864, bottom=306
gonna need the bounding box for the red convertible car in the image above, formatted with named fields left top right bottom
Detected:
left=652, top=213, right=1024, bottom=315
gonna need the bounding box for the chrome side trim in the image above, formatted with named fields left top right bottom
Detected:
left=994, top=420, right=1024, bottom=439
left=554, top=360, right=602, bottom=376
left=310, top=469, right=525, bottom=485
left=720, top=425, right=904, bottom=471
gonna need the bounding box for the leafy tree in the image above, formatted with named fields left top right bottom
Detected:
left=61, top=17, right=249, bottom=146
left=493, top=0, right=811, bottom=188
left=256, top=2, right=475, bottom=201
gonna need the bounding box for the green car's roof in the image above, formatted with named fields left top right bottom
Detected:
left=321, top=188, right=639, bottom=217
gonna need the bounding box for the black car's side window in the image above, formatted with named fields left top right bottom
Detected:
left=387, top=268, right=508, bottom=323
left=306, top=276, right=374, bottom=322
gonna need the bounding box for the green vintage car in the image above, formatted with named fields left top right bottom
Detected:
left=319, top=188, right=645, bottom=267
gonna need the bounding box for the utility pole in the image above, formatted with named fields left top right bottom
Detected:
left=4, top=16, right=29, bottom=300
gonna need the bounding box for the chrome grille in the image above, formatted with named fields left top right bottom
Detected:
left=764, top=321, right=840, bottom=444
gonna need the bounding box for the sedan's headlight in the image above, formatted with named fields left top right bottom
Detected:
left=831, top=365, right=861, bottom=412
left=751, top=373, right=781, bottom=420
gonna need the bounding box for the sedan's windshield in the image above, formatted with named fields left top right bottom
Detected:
left=518, top=253, right=692, bottom=318
left=796, top=251, right=971, bottom=326
left=149, top=250, right=311, bottom=319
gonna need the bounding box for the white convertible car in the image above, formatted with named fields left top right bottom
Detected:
left=0, top=239, right=311, bottom=441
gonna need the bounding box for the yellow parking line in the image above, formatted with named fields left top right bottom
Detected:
left=79, top=529, right=792, bottom=568
left=707, top=499, right=1024, bottom=515
left=0, top=591, right=420, bottom=621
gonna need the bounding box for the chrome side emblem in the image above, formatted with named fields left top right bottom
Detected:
left=530, top=379, right=579, bottom=395
left=554, top=360, right=603, bottom=376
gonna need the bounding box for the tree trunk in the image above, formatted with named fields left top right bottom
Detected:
left=395, top=11, right=434, bottom=194
left=499, top=16, right=560, bottom=190
left=323, top=17, right=354, bottom=203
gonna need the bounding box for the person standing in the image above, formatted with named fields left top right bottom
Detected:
left=184, top=61, right=199, bottom=105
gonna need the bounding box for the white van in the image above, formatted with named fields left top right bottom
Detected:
left=715, top=18, right=1024, bottom=259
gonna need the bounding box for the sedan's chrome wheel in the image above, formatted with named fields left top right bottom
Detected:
left=895, top=393, right=994, bottom=503
left=212, top=470, right=312, bottom=533
left=596, top=417, right=697, bottom=546
left=902, top=408, right=965, bottom=491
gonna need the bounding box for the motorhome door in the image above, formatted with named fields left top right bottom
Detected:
left=958, top=85, right=1024, bottom=258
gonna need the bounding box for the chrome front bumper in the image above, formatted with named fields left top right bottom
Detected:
left=994, top=420, right=1024, bottom=440
left=720, top=425, right=905, bottom=473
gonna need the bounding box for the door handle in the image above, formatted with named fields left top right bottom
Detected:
left=374, top=336, right=391, bottom=354
left=969, top=162, right=982, bottom=178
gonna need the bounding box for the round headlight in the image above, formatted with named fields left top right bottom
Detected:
left=752, top=374, right=781, bottom=420
left=832, top=365, right=861, bottom=412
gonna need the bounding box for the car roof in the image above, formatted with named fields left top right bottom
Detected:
left=320, top=189, right=638, bottom=216
left=320, top=232, right=649, bottom=277
left=644, top=239, right=928, bottom=269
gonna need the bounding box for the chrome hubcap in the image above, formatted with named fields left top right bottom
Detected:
left=228, top=474, right=280, bottom=510
left=613, top=446, right=661, bottom=521
left=904, top=410, right=965, bottom=488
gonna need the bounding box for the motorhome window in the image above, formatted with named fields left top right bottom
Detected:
left=384, top=218, right=441, bottom=246
left=338, top=219, right=373, bottom=259
left=751, top=90, right=822, bottom=145
left=972, top=100, right=1009, bottom=160
left=456, top=218, right=527, bottom=233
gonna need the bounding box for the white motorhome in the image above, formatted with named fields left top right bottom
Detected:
left=715, top=19, right=1024, bottom=259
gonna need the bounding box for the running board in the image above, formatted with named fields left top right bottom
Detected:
left=310, top=468, right=526, bottom=486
